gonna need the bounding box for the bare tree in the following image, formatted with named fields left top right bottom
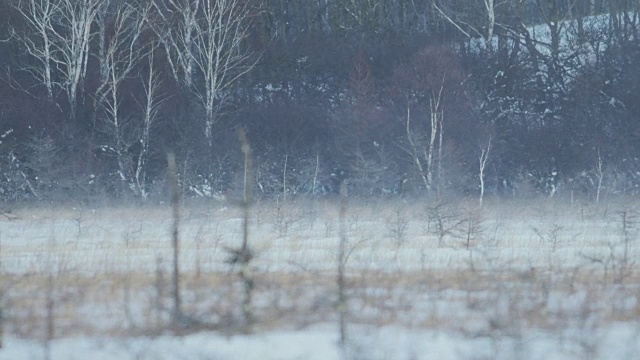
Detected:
left=94, top=0, right=149, bottom=191
left=12, top=0, right=57, bottom=100
left=48, top=0, right=100, bottom=120
left=13, top=0, right=100, bottom=119
left=135, top=52, right=167, bottom=199
left=394, top=47, right=464, bottom=196
left=192, top=0, right=256, bottom=142
left=404, top=76, right=445, bottom=194
left=150, top=0, right=199, bottom=88
left=151, top=0, right=255, bottom=143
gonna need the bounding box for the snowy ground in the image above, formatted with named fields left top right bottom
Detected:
left=2, top=322, right=640, bottom=360
left=0, top=197, right=639, bottom=359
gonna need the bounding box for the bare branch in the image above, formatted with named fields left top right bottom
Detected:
left=431, top=1, right=473, bottom=39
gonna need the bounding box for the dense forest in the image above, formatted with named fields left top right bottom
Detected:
left=1, top=0, right=640, bottom=204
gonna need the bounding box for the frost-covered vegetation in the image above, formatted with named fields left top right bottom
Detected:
left=1, top=198, right=639, bottom=359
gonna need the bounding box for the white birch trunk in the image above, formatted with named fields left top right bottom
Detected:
left=479, top=135, right=492, bottom=206
left=406, top=106, right=430, bottom=191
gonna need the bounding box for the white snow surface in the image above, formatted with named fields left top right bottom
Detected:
left=1, top=322, right=640, bottom=360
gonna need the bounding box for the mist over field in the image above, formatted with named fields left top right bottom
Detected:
left=1, top=197, right=640, bottom=359
left=1, top=0, right=640, bottom=358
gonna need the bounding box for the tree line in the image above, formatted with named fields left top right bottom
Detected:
left=1, top=0, right=640, bottom=204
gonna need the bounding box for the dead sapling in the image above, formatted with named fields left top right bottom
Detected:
left=531, top=223, right=564, bottom=253
left=462, top=207, right=484, bottom=250
left=273, top=203, right=295, bottom=237
left=122, top=230, right=136, bottom=330
left=324, top=218, right=334, bottom=237
left=152, top=256, right=166, bottom=333
left=461, top=206, right=485, bottom=271
left=386, top=208, right=410, bottom=247
left=193, top=224, right=206, bottom=279
left=72, top=208, right=85, bottom=240
left=426, top=201, right=464, bottom=247
left=614, top=207, right=638, bottom=284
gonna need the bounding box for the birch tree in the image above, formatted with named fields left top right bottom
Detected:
left=150, top=0, right=199, bottom=88
left=12, top=0, right=57, bottom=100
left=134, top=52, right=166, bottom=199
left=396, top=47, right=462, bottom=195
left=95, top=1, right=148, bottom=191
left=405, top=106, right=430, bottom=191
left=405, top=80, right=444, bottom=194
left=50, top=0, right=100, bottom=120
left=13, top=0, right=100, bottom=119
left=192, top=0, right=255, bottom=143
left=151, top=0, right=255, bottom=144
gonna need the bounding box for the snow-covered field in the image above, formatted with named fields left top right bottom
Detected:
left=0, top=198, right=639, bottom=359
left=2, top=323, right=640, bottom=360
